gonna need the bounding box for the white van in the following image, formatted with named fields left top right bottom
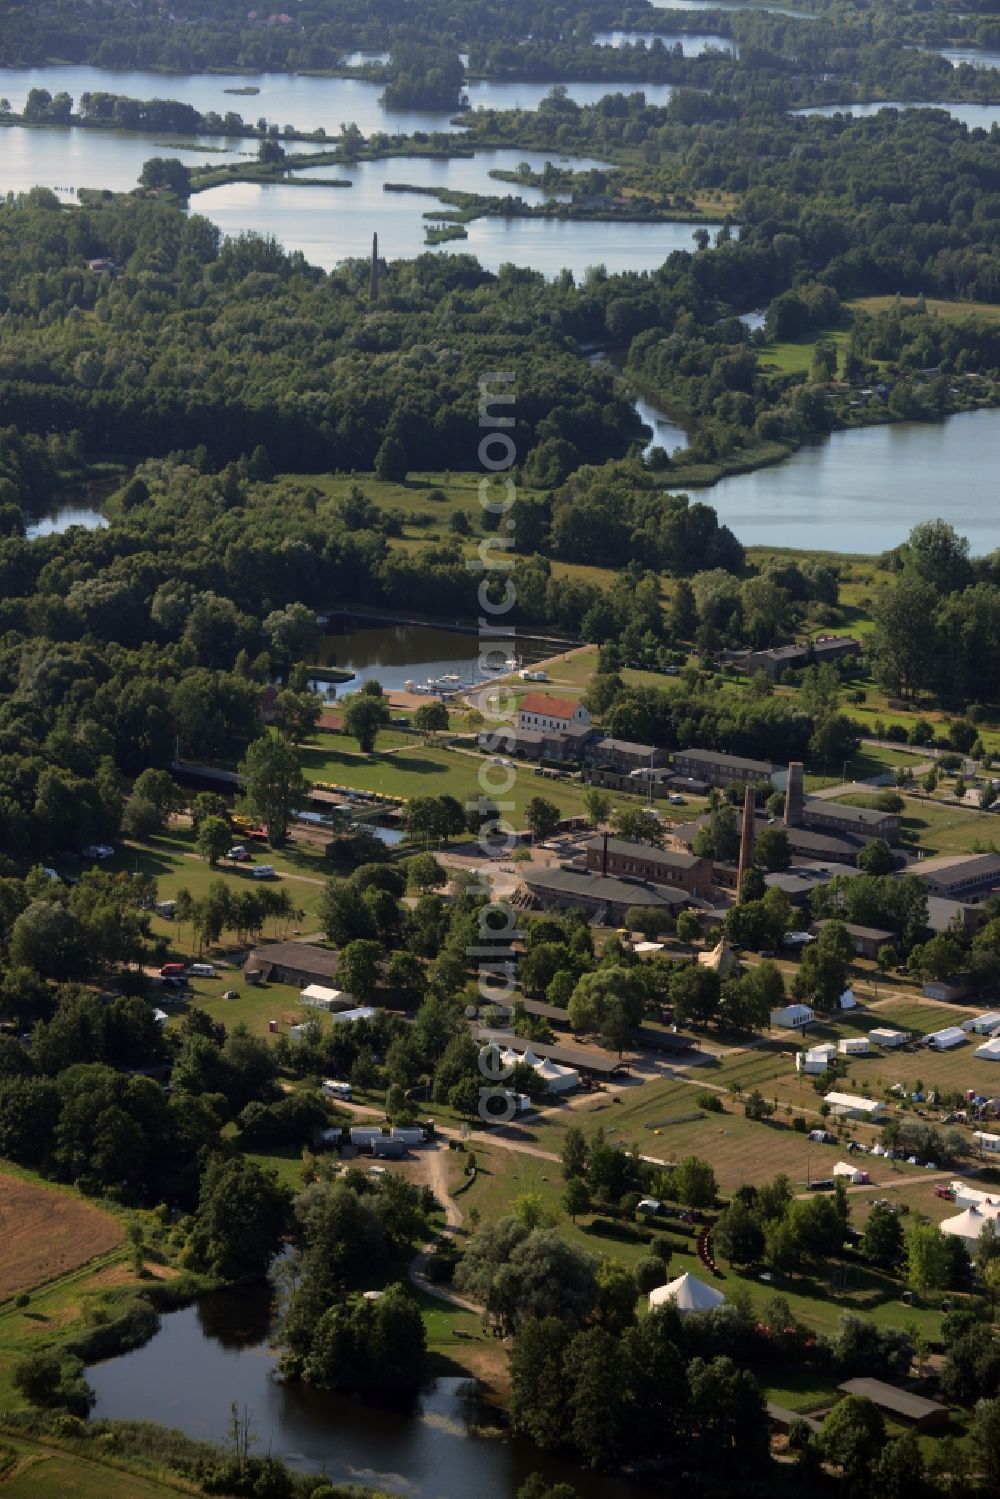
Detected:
left=252, top=865, right=278, bottom=880
left=187, top=963, right=215, bottom=978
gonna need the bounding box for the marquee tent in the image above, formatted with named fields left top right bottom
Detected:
left=648, top=1271, right=725, bottom=1314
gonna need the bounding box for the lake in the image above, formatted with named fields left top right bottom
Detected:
left=317, top=621, right=556, bottom=694
left=795, top=101, right=1000, bottom=129
left=648, top=0, right=814, bottom=15
left=935, top=47, right=1000, bottom=70
left=86, top=1292, right=656, bottom=1499
left=702, top=408, right=1000, bottom=554
left=190, top=175, right=719, bottom=277
left=0, top=63, right=675, bottom=139
left=592, top=31, right=738, bottom=55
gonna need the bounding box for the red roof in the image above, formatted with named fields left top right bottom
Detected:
left=519, top=693, right=579, bottom=719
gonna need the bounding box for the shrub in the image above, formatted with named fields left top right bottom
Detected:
left=696, top=1091, right=724, bottom=1113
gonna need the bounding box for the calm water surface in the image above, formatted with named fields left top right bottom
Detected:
left=0, top=64, right=674, bottom=137
left=592, top=31, right=738, bottom=54
left=25, top=503, right=108, bottom=538
left=795, top=100, right=1000, bottom=128
left=704, top=408, right=1000, bottom=554
left=318, top=622, right=553, bottom=692
left=87, top=1293, right=657, bottom=1499
left=935, top=47, right=1000, bottom=70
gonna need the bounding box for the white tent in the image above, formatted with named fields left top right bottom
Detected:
left=838, top=989, right=858, bottom=1010
left=300, top=983, right=351, bottom=1011
left=522, top=1046, right=541, bottom=1067
left=833, top=1161, right=865, bottom=1183
left=975, top=1038, right=1000, bottom=1061
left=649, top=1271, right=725, bottom=1315
left=797, top=1043, right=837, bottom=1075
left=941, top=1203, right=1000, bottom=1243
left=838, top=1036, right=870, bottom=1056
left=534, top=1056, right=580, bottom=1094
left=925, top=1026, right=966, bottom=1051
left=964, top=1012, right=1000, bottom=1035
left=328, top=1006, right=376, bottom=1024
left=699, top=940, right=739, bottom=978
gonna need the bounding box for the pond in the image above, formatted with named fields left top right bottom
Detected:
left=648, top=0, right=814, bottom=15
left=315, top=621, right=556, bottom=694
left=86, top=1292, right=657, bottom=1499
left=25, top=502, right=109, bottom=538
left=701, top=407, right=1000, bottom=555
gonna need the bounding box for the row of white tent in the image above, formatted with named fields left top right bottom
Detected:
left=489, top=1044, right=580, bottom=1094
left=648, top=1271, right=725, bottom=1314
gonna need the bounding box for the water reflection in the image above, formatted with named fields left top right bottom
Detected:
left=87, top=1295, right=656, bottom=1499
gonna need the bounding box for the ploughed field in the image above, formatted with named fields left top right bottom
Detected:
left=0, top=1175, right=122, bottom=1300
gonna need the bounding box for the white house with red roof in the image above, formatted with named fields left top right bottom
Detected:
left=517, top=693, right=591, bottom=734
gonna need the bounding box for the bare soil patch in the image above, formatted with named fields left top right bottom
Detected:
left=0, top=1174, right=123, bottom=1300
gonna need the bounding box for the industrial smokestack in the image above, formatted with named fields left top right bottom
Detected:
left=785, top=761, right=804, bottom=828
left=737, top=783, right=756, bottom=897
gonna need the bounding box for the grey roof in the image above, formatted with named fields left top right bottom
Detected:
left=588, top=837, right=703, bottom=870
left=673, top=747, right=775, bottom=776
left=912, top=852, right=1000, bottom=877
left=925, top=895, right=976, bottom=933
left=249, top=942, right=340, bottom=978
left=555, top=722, right=598, bottom=740
left=523, top=868, right=688, bottom=907
left=837, top=1378, right=947, bottom=1423
left=815, top=919, right=896, bottom=942
left=596, top=738, right=659, bottom=756
left=804, top=799, right=898, bottom=829
left=475, top=1031, right=626, bottom=1074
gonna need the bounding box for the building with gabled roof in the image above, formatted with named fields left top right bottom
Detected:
left=517, top=695, right=591, bottom=733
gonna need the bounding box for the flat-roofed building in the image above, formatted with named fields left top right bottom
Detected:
left=672, top=747, right=776, bottom=788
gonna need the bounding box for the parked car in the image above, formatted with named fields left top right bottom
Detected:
left=227, top=845, right=250, bottom=862
left=187, top=963, right=215, bottom=978
left=82, top=843, right=114, bottom=860
left=668, top=794, right=686, bottom=805
left=252, top=864, right=278, bottom=880
left=160, top=962, right=186, bottom=978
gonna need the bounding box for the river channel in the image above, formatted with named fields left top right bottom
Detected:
left=86, top=1290, right=658, bottom=1499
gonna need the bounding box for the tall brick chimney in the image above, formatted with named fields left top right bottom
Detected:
left=784, top=761, right=804, bottom=828
left=737, top=783, right=756, bottom=897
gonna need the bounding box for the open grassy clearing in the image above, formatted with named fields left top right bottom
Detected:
left=850, top=294, right=1000, bottom=324
left=831, top=791, right=1000, bottom=854
left=0, top=1443, right=197, bottom=1499
left=756, top=325, right=852, bottom=376
left=0, top=1175, right=123, bottom=1303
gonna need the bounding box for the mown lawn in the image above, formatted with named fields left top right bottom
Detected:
left=756, top=325, right=852, bottom=376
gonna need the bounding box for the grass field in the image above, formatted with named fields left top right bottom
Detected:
left=756, top=326, right=852, bottom=376
left=0, top=1443, right=193, bottom=1498
left=0, top=1175, right=123, bottom=1303
left=831, top=791, right=1000, bottom=855
left=850, top=295, right=1000, bottom=325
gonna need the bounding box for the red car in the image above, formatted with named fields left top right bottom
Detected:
left=159, top=962, right=185, bottom=978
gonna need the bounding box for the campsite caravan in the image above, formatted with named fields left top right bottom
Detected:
left=838, top=1037, right=870, bottom=1057
left=797, top=1044, right=837, bottom=1075
left=771, top=1003, right=815, bottom=1030
left=350, top=1127, right=386, bottom=1148
left=870, top=1028, right=910, bottom=1049
left=389, top=1127, right=426, bottom=1147
left=321, top=1079, right=353, bottom=1101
